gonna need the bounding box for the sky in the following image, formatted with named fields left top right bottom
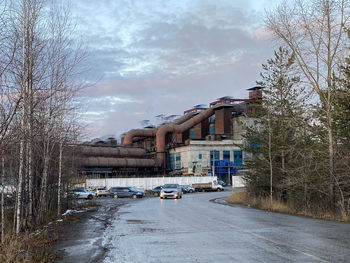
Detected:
left=69, top=0, right=280, bottom=140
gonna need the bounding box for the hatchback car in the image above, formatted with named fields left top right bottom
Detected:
left=160, top=184, right=182, bottom=199
left=109, top=187, right=143, bottom=199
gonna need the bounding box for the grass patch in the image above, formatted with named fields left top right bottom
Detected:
left=227, top=191, right=350, bottom=222
left=0, top=231, right=58, bottom=263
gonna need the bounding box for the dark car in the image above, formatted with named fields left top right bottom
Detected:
left=151, top=186, right=163, bottom=196
left=109, top=187, right=143, bottom=199
left=180, top=185, right=195, bottom=193
left=217, top=180, right=227, bottom=186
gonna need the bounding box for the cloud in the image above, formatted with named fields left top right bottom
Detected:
left=69, top=0, right=277, bottom=139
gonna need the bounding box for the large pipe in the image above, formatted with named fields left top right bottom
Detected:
left=78, top=146, right=147, bottom=158
left=123, top=129, right=157, bottom=145
left=156, top=108, right=214, bottom=165
left=123, top=112, right=195, bottom=145
left=81, top=157, right=156, bottom=167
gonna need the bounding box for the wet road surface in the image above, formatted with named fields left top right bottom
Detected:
left=101, top=189, right=350, bottom=263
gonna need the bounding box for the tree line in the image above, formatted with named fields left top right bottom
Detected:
left=0, top=0, right=85, bottom=243
left=242, top=0, right=350, bottom=219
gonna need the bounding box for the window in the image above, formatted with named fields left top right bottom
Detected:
left=190, top=129, right=195, bottom=139
left=175, top=153, right=181, bottom=169
left=209, top=125, right=215, bottom=135
left=198, top=154, right=202, bottom=159
left=234, top=150, right=243, bottom=166
left=223, top=151, right=230, bottom=161
left=168, top=153, right=175, bottom=170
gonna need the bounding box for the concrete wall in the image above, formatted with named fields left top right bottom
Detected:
left=86, top=176, right=218, bottom=190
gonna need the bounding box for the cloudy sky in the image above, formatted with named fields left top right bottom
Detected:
left=70, top=0, right=279, bottom=140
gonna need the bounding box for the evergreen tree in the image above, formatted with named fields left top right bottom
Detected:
left=243, top=47, right=307, bottom=202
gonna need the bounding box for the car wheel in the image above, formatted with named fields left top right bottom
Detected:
left=180, top=195, right=182, bottom=199
left=88, top=195, right=93, bottom=200
left=114, top=194, right=118, bottom=198
left=160, top=197, right=163, bottom=199
left=132, top=194, right=137, bottom=199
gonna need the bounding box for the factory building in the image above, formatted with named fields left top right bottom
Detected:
left=78, top=87, right=262, bottom=184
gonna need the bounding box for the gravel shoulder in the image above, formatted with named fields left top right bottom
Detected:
left=51, top=197, right=136, bottom=263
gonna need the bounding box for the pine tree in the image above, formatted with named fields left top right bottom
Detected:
left=243, top=47, right=307, bottom=202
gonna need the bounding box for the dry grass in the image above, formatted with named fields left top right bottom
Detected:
left=77, top=200, right=98, bottom=209
left=227, top=192, right=290, bottom=213
left=227, top=191, right=350, bottom=222
left=0, top=231, right=58, bottom=263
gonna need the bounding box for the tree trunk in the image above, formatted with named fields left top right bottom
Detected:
left=39, top=143, right=49, bottom=220
left=268, top=117, right=273, bottom=205
left=1, top=153, right=5, bottom=243
left=15, top=0, right=27, bottom=234
left=57, top=141, right=62, bottom=216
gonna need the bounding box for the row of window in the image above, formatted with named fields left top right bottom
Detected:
left=168, top=150, right=243, bottom=170
left=209, top=150, right=242, bottom=166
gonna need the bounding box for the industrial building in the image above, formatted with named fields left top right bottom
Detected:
left=78, top=87, right=262, bottom=184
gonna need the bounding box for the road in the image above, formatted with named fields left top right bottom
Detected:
left=100, top=189, right=350, bottom=263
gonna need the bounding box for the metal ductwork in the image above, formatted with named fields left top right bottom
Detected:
left=123, top=112, right=195, bottom=145
left=78, top=146, right=147, bottom=158
left=81, top=157, right=156, bottom=167
left=156, top=108, right=215, bottom=165
left=123, top=129, right=157, bottom=145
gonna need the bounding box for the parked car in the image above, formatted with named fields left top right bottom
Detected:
left=72, top=188, right=95, bottom=199
left=0, top=188, right=14, bottom=198
left=95, top=187, right=109, bottom=197
left=109, top=187, right=143, bottom=199
left=180, top=185, right=195, bottom=193
left=136, top=188, right=146, bottom=196
left=217, top=180, right=227, bottom=186
left=160, top=184, right=183, bottom=199
left=151, top=186, right=163, bottom=196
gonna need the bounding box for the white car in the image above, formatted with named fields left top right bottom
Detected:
left=160, top=184, right=183, bottom=199
left=95, top=187, right=109, bottom=197
left=72, top=188, right=95, bottom=199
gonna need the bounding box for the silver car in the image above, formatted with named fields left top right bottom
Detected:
left=72, top=188, right=95, bottom=199
left=160, top=184, right=183, bottom=199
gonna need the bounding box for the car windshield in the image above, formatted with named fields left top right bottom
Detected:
left=129, top=187, right=138, bottom=192
left=163, top=184, right=178, bottom=188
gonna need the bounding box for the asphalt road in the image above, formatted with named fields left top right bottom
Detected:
left=101, top=189, right=350, bottom=263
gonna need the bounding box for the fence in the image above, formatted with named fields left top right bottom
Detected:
left=86, top=175, right=218, bottom=190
